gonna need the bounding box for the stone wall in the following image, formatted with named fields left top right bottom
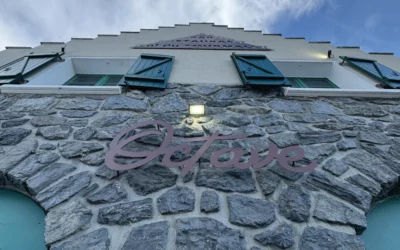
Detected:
left=1, top=84, right=400, bottom=249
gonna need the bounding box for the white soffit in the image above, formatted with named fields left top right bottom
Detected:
left=0, top=85, right=122, bottom=95
left=284, top=87, right=400, bottom=98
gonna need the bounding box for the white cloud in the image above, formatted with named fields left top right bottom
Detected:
left=0, top=0, right=324, bottom=50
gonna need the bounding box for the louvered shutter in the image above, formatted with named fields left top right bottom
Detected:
left=231, top=53, right=290, bottom=87
left=121, top=54, right=174, bottom=89
left=340, top=56, right=400, bottom=89
left=0, top=53, right=63, bottom=85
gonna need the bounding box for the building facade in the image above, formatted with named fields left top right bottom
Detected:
left=1, top=23, right=400, bottom=249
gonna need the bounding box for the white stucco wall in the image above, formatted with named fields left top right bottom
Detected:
left=0, top=23, right=399, bottom=89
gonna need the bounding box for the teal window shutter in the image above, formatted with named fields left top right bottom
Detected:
left=122, top=54, right=174, bottom=89
left=0, top=53, right=63, bottom=85
left=340, top=56, right=400, bottom=89
left=231, top=53, right=290, bottom=87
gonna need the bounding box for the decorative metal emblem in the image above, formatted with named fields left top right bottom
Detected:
left=132, top=33, right=271, bottom=51
left=105, top=120, right=317, bottom=176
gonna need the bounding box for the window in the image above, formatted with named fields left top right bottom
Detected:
left=287, top=78, right=339, bottom=88
left=0, top=53, right=63, bottom=85
left=231, top=53, right=290, bottom=87
left=64, top=74, right=123, bottom=86
left=340, top=56, right=400, bottom=89
left=362, top=197, right=400, bottom=249
left=0, top=189, right=46, bottom=250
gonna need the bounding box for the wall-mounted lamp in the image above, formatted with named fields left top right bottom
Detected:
left=327, top=50, right=333, bottom=59
left=189, top=104, right=205, bottom=116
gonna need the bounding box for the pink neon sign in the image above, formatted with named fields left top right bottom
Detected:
left=105, top=120, right=317, bottom=176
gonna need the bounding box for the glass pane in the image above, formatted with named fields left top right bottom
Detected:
left=67, top=75, right=102, bottom=86
left=103, top=76, right=122, bottom=86
left=0, top=189, right=46, bottom=250
left=301, top=78, right=336, bottom=88
left=362, top=197, right=400, bottom=249
left=287, top=78, right=302, bottom=88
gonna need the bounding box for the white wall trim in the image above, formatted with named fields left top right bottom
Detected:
left=0, top=85, right=122, bottom=95
left=284, top=87, right=400, bottom=98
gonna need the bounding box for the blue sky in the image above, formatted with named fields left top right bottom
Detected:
left=273, top=0, right=400, bottom=56
left=0, top=0, right=398, bottom=57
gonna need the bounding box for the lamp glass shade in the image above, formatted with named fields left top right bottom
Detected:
left=189, top=104, right=205, bottom=115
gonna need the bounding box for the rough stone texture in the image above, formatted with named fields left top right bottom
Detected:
left=283, top=113, right=330, bottom=123
left=51, top=228, right=110, bottom=250
left=56, top=98, right=101, bottom=111
left=157, top=186, right=195, bottom=214
left=39, top=143, right=56, bottom=150
left=343, top=151, right=398, bottom=188
left=31, top=116, right=67, bottom=127
left=80, top=151, right=105, bottom=166
left=151, top=94, right=188, bottom=113
left=219, top=115, right=251, bottom=127
left=279, top=185, right=311, bottom=222
left=36, top=125, right=72, bottom=140
left=6, top=88, right=400, bottom=249
left=45, top=200, right=93, bottom=244
left=300, top=227, right=365, bottom=250
left=311, top=101, right=343, bottom=115
left=95, top=165, right=119, bottom=180
left=74, top=127, right=96, bottom=141
left=200, top=190, right=219, bottom=213
left=0, top=127, right=31, bottom=145
left=121, top=221, right=169, bottom=250
left=344, top=104, right=388, bottom=117
left=60, top=110, right=98, bottom=118
left=298, top=131, right=341, bottom=145
left=176, top=217, right=246, bottom=250
left=97, top=198, right=153, bottom=225
left=195, top=163, right=255, bottom=192
left=228, top=194, right=276, bottom=228
left=91, top=113, right=131, bottom=128
left=256, top=169, right=280, bottom=196
left=227, top=105, right=271, bottom=115
left=102, top=96, right=149, bottom=111
left=67, top=119, right=88, bottom=127
left=337, top=138, right=357, bottom=151
left=313, top=194, right=367, bottom=234
left=322, top=158, right=349, bottom=176
left=87, top=181, right=127, bottom=204
left=254, top=223, right=295, bottom=249
left=29, top=109, right=57, bottom=116
left=192, top=85, right=221, bottom=95
left=269, top=162, right=304, bottom=181
left=58, top=141, right=103, bottom=158
left=346, top=174, right=382, bottom=197
left=126, top=164, right=178, bottom=195
left=269, top=132, right=299, bottom=147
left=0, top=111, right=25, bottom=120
left=307, top=171, right=372, bottom=212
left=1, top=118, right=29, bottom=128
left=359, top=131, right=390, bottom=144
left=7, top=152, right=60, bottom=190
left=0, top=140, right=38, bottom=184
left=269, top=99, right=305, bottom=113
left=11, top=97, right=57, bottom=111
left=26, top=163, right=76, bottom=195
left=36, top=171, right=92, bottom=210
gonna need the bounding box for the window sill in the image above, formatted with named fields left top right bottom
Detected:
left=0, top=85, right=122, bottom=95
left=284, top=87, right=400, bottom=98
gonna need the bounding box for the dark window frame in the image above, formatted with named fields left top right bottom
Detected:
left=64, top=74, right=123, bottom=86
left=288, top=77, right=339, bottom=89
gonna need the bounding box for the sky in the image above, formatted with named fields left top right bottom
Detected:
left=0, top=0, right=399, bottom=57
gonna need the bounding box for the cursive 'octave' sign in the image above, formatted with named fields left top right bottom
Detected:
left=105, top=120, right=317, bottom=176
